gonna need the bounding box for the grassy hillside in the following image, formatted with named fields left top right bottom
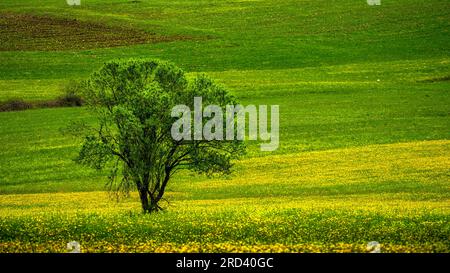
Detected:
left=0, top=0, right=449, bottom=252
left=1, top=0, right=449, bottom=99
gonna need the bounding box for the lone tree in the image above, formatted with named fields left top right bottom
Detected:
left=74, top=59, right=244, bottom=213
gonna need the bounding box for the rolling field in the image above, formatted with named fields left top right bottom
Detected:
left=0, top=0, right=449, bottom=252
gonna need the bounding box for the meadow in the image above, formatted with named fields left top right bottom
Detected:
left=0, top=0, right=449, bottom=252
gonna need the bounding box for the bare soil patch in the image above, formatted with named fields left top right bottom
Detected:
left=0, top=13, right=189, bottom=51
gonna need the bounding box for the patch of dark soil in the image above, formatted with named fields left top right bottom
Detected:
left=0, top=13, right=190, bottom=51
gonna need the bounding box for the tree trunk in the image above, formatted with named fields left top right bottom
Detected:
left=138, top=186, right=163, bottom=214
left=138, top=187, right=150, bottom=213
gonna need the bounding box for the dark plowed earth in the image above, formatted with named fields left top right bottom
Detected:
left=0, top=13, right=189, bottom=51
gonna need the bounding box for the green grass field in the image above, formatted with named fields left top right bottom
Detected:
left=0, top=0, right=449, bottom=252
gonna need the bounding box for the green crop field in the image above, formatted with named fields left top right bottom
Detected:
left=0, top=0, right=449, bottom=253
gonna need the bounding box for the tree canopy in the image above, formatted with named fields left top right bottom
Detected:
left=74, top=59, right=245, bottom=213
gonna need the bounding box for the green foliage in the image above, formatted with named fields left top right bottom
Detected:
left=0, top=99, right=33, bottom=112
left=75, top=59, right=244, bottom=213
left=58, top=80, right=84, bottom=107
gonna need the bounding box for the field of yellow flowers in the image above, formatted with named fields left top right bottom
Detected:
left=1, top=140, right=449, bottom=253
